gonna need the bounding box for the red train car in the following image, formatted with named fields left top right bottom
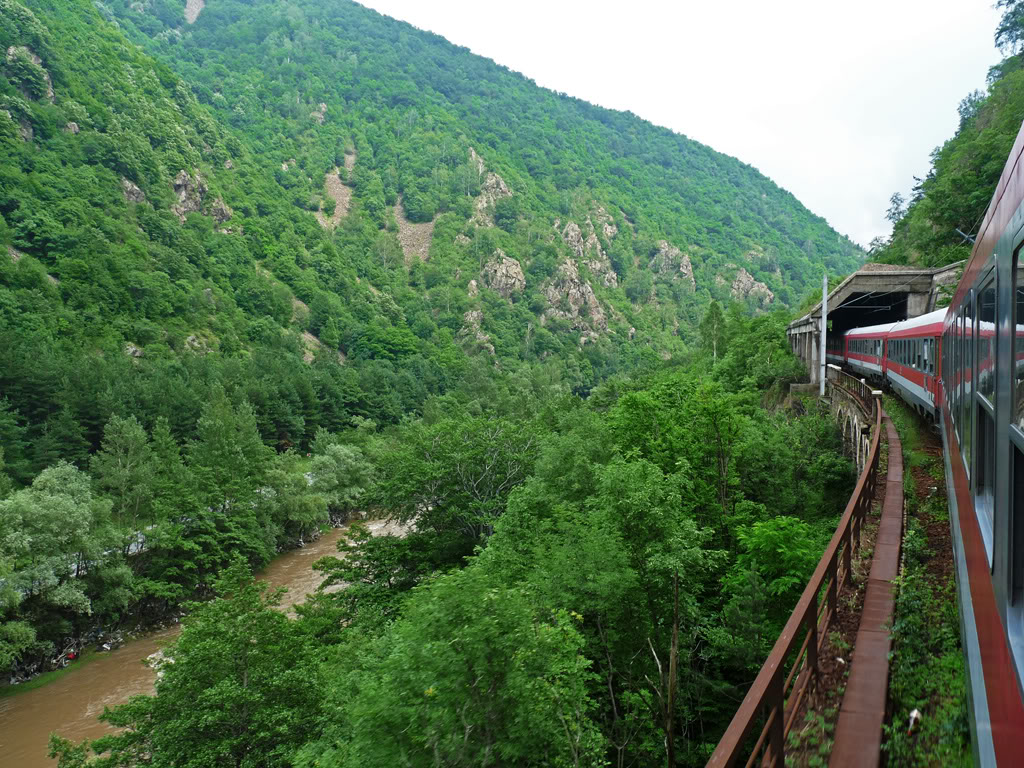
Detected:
left=838, top=122, right=1024, bottom=765
left=884, top=309, right=945, bottom=421
left=844, top=321, right=892, bottom=380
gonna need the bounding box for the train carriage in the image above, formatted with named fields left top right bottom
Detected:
left=836, top=122, right=1024, bottom=765
left=844, top=321, right=893, bottom=380
left=884, top=309, right=945, bottom=421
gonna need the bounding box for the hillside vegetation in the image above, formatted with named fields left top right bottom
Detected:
left=873, top=1, right=1024, bottom=267
left=0, top=0, right=869, bottom=764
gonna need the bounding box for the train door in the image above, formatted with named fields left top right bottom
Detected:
left=1012, top=247, right=1024, bottom=603
left=976, top=275, right=997, bottom=561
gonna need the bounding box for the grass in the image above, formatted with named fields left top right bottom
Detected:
left=880, top=396, right=971, bottom=767
left=0, top=648, right=104, bottom=699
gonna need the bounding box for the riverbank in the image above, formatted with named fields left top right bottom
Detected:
left=0, top=526, right=350, bottom=767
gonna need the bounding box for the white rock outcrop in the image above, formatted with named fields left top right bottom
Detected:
left=557, top=216, right=618, bottom=288
left=542, top=259, right=607, bottom=333
left=458, top=309, right=495, bottom=356
left=731, top=268, right=775, bottom=306
left=121, top=178, right=145, bottom=204
left=649, top=241, right=696, bottom=291
left=481, top=249, right=525, bottom=299
left=171, top=169, right=207, bottom=222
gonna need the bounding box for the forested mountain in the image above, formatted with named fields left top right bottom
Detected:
left=1, top=0, right=867, bottom=765
left=2, top=0, right=862, bottom=419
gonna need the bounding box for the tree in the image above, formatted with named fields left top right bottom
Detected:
left=0, top=462, right=114, bottom=661
left=366, top=414, right=537, bottom=544
left=51, top=560, right=323, bottom=768
left=699, top=301, right=726, bottom=361
left=996, top=0, right=1024, bottom=54
left=92, top=414, right=156, bottom=532
left=886, top=192, right=907, bottom=225
left=302, top=565, right=606, bottom=768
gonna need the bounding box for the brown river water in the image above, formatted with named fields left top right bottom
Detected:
left=0, top=522, right=394, bottom=767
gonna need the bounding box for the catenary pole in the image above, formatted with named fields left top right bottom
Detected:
left=820, top=272, right=827, bottom=397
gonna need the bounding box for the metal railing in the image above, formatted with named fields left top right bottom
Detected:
left=825, top=364, right=875, bottom=415
left=706, top=379, right=882, bottom=768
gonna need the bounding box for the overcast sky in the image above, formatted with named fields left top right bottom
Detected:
left=359, top=0, right=1004, bottom=249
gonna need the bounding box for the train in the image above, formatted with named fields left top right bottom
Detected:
left=832, top=127, right=1024, bottom=764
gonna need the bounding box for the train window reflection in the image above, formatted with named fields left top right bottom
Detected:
left=964, top=296, right=974, bottom=479
left=1016, top=259, right=1024, bottom=429
left=979, top=280, right=996, bottom=406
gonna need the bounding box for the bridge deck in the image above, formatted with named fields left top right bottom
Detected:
left=829, top=412, right=903, bottom=767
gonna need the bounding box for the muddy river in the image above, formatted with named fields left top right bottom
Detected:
left=0, top=524, right=363, bottom=767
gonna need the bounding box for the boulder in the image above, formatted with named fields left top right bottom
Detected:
left=171, top=169, right=208, bottom=222
left=649, top=240, right=696, bottom=290
left=480, top=249, right=525, bottom=298
left=731, top=268, right=775, bottom=306
left=121, top=178, right=146, bottom=204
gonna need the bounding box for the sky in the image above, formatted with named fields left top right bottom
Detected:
left=358, top=0, right=1004, bottom=249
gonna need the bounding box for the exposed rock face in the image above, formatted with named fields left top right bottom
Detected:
left=395, top=196, right=435, bottom=263
left=224, top=158, right=233, bottom=170
left=455, top=233, right=471, bottom=246
left=649, top=240, right=696, bottom=291
left=480, top=249, right=525, bottom=299
left=472, top=172, right=512, bottom=226
left=300, top=331, right=322, bottom=364
left=542, top=259, right=607, bottom=333
left=64, top=121, right=79, bottom=135
left=557, top=217, right=618, bottom=288
left=124, top=343, right=144, bottom=359
left=184, top=0, right=204, bottom=24
left=593, top=206, right=618, bottom=239
left=121, top=178, right=145, bottom=204
left=458, top=309, right=495, bottom=356
left=210, top=198, right=233, bottom=224
left=315, top=167, right=353, bottom=229
left=6, top=46, right=54, bottom=102
left=467, top=148, right=512, bottom=227
left=310, top=102, right=327, bottom=125
left=185, top=335, right=210, bottom=354
left=731, top=268, right=775, bottom=306
left=171, top=169, right=208, bottom=222
left=469, top=146, right=486, bottom=175
left=291, top=296, right=310, bottom=325
left=467, top=279, right=479, bottom=298
left=8, top=246, right=24, bottom=263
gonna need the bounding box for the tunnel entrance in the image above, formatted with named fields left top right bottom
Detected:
left=828, top=291, right=909, bottom=335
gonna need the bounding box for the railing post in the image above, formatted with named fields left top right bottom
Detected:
left=767, top=669, right=785, bottom=765
left=806, top=601, right=819, bottom=694
left=843, top=520, right=853, bottom=586
left=827, top=553, right=838, bottom=622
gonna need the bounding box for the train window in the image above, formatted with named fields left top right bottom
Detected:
left=977, top=398, right=996, bottom=562
left=964, top=295, right=975, bottom=479
left=979, top=280, right=997, bottom=406
left=1016, top=254, right=1024, bottom=429
left=1014, top=449, right=1024, bottom=603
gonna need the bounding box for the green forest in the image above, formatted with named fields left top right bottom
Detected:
left=44, top=307, right=859, bottom=767
left=872, top=0, right=1024, bottom=269
left=0, top=0, right=891, bottom=764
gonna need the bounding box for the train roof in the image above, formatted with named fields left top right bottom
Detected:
left=844, top=320, right=897, bottom=338
left=888, top=308, right=948, bottom=335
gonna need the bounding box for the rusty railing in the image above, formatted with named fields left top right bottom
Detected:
left=825, top=364, right=875, bottom=414
left=706, top=377, right=882, bottom=768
